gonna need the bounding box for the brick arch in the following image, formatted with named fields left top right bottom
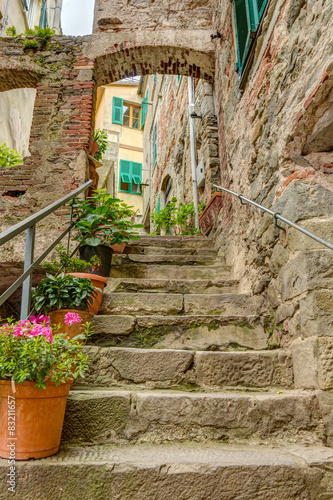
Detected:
left=84, top=31, right=215, bottom=86
left=0, top=69, right=40, bottom=92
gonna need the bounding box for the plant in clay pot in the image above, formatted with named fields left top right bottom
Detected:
left=0, top=315, right=88, bottom=460
left=69, top=189, right=143, bottom=277
left=32, top=273, right=97, bottom=335
left=42, top=245, right=106, bottom=315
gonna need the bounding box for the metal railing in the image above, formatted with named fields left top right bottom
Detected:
left=213, top=184, right=333, bottom=251
left=0, top=180, right=92, bottom=320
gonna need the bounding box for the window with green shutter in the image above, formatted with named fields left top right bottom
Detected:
left=152, top=123, right=157, bottom=166
left=234, top=0, right=269, bottom=74
left=112, top=97, right=124, bottom=125
left=119, top=160, right=143, bottom=195
left=141, top=91, right=148, bottom=129
left=39, top=1, right=47, bottom=28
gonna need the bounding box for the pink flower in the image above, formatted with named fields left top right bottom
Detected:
left=64, top=312, right=82, bottom=326
left=30, top=314, right=50, bottom=326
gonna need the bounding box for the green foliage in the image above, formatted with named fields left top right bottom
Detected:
left=32, top=274, right=97, bottom=314
left=93, top=129, right=108, bottom=161
left=24, top=26, right=55, bottom=44
left=5, top=26, right=17, bottom=37
left=0, top=143, right=23, bottom=168
left=69, top=189, right=143, bottom=248
left=151, top=196, right=205, bottom=235
left=42, top=245, right=101, bottom=276
left=24, top=39, right=39, bottom=49
left=0, top=319, right=88, bottom=390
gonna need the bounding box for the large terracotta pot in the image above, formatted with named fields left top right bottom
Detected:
left=0, top=380, right=70, bottom=460
left=49, top=309, right=93, bottom=340
left=65, top=273, right=107, bottom=314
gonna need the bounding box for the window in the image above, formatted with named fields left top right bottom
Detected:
left=39, top=0, right=47, bottom=28
left=141, top=90, right=148, bottom=129
left=234, top=0, right=269, bottom=74
left=119, top=160, right=142, bottom=195
left=112, top=97, right=142, bottom=129
left=152, top=123, right=157, bottom=166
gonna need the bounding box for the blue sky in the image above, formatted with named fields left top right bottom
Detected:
left=61, top=0, right=95, bottom=36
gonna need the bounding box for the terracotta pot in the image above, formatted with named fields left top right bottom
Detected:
left=91, top=140, right=98, bottom=157
left=65, top=273, right=107, bottom=314
left=0, top=380, right=70, bottom=460
left=110, top=242, right=126, bottom=254
left=49, top=309, right=93, bottom=340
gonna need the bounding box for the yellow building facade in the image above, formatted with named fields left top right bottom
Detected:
left=95, top=80, right=144, bottom=215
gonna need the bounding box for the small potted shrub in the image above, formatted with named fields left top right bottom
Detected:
left=0, top=315, right=88, bottom=460
left=43, top=245, right=106, bottom=315
left=32, top=274, right=97, bottom=337
left=69, top=189, right=142, bottom=277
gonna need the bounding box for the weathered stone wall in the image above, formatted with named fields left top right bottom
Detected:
left=209, top=0, right=333, bottom=386
left=93, top=0, right=213, bottom=33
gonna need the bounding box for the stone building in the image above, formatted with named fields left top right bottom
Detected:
left=95, top=77, right=144, bottom=216
left=139, top=73, right=220, bottom=231
left=0, top=0, right=333, bottom=495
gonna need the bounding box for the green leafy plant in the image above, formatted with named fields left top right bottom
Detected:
left=5, top=26, right=17, bottom=37
left=42, top=245, right=101, bottom=276
left=24, top=39, right=39, bottom=49
left=0, top=316, right=88, bottom=389
left=69, top=189, right=143, bottom=247
left=32, top=274, right=98, bottom=314
left=0, top=143, right=23, bottom=168
left=151, top=196, right=205, bottom=235
left=93, top=129, right=108, bottom=161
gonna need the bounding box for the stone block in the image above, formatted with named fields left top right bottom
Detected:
left=277, top=250, right=333, bottom=301
left=300, top=290, right=333, bottom=337
left=100, top=292, right=184, bottom=315
left=287, top=218, right=333, bottom=252
left=92, top=315, right=135, bottom=335
left=184, top=294, right=260, bottom=315
left=291, top=336, right=333, bottom=389
left=109, top=264, right=230, bottom=280
left=195, top=350, right=293, bottom=388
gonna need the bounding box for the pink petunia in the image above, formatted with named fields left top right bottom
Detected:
left=30, top=314, right=51, bottom=326
left=64, top=312, right=82, bottom=326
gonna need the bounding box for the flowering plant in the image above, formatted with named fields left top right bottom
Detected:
left=0, top=315, right=89, bottom=389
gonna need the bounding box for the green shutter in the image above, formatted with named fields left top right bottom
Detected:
left=141, top=91, right=148, bottom=130
left=153, top=123, right=157, bottom=165
left=234, top=0, right=252, bottom=74
left=157, top=195, right=161, bottom=213
left=177, top=75, right=181, bottom=85
left=132, top=162, right=142, bottom=185
left=40, top=1, right=47, bottom=28
left=112, top=97, right=123, bottom=125
left=119, top=160, right=131, bottom=189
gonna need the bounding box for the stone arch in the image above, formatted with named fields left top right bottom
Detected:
left=84, top=31, right=215, bottom=86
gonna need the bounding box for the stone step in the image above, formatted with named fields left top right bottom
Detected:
left=125, top=246, right=218, bottom=257
left=105, top=278, right=239, bottom=294
left=99, top=292, right=259, bottom=316
left=109, top=264, right=231, bottom=280
left=92, top=314, right=267, bottom=350
left=61, top=389, right=324, bottom=446
left=80, top=346, right=294, bottom=389
left=112, top=254, right=218, bottom=265
left=127, top=235, right=214, bottom=249
left=2, top=444, right=332, bottom=499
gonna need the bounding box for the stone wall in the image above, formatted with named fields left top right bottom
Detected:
left=209, top=0, right=333, bottom=387
left=93, top=0, right=213, bottom=33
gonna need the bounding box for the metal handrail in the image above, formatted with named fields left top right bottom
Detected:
left=0, top=180, right=92, bottom=319
left=213, top=184, right=333, bottom=251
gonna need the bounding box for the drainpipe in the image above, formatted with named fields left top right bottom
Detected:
left=1, top=0, right=11, bottom=37
left=187, top=77, right=200, bottom=230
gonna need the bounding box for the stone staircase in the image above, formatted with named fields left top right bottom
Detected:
left=1, top=235, right=333, bottom=499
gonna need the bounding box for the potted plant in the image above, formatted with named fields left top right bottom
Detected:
left=42, top=245, right=107, bottom=315
left=32, top=273, right=97, bottom=337
left=69, top=189, right=142, bottom=277
left=0, top=315, right=88, bottom=460
left=151, top=197, right=205, bottom=235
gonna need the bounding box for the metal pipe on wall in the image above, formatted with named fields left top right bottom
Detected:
left=187, top=77, right=200, bottom=230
